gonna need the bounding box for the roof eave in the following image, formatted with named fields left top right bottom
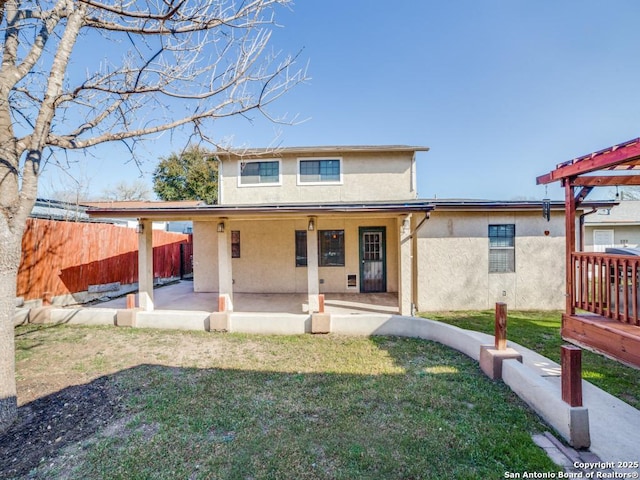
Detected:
left=87, top=201, right=435, bottom=219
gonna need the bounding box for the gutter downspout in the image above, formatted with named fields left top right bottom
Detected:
left=403, top=209, right=431, bottom=316
left=216, top=156, right=223, bottom=205
left=579, top=208, right=598, bottom=252
left=404, top=210, right=431, bottom=242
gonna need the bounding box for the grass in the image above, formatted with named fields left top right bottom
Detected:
left=13, top=326, right=558, bottom=479
left=420, top=310, right=640, bottom=410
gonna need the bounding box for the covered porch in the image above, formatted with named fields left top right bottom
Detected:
left=537, top=137, right=640, bottom=367
left=87, top=200, right=433, bottom=318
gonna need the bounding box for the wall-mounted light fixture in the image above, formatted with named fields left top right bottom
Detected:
left=136, top=222, right=144, bottom=234
left=217, top=222, right=225, bottom=233
left=308, top=218, right=315, bottom=231
left=402, top=217, right=410, bottom=234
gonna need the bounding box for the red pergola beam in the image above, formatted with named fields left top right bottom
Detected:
left=537, top=139, right=640, bottom=185
left=572, top=175, right=640, bottom=187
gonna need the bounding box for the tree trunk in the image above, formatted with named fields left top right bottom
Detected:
left=0, top=216, right=23, bottom=432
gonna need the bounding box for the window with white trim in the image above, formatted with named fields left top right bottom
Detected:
left=489, top=224, right=515, bottom=273
left=298, top=158, right=341, bottom=184
left=593, top=229, right=614, bottom=253
left=239, top=160, right=280, bottom=185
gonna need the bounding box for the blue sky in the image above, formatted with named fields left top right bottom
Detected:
left=40, top=1, right=640, bottom=201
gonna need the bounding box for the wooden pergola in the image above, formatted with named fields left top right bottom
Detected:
left=537, top=137, right=640, bottom=368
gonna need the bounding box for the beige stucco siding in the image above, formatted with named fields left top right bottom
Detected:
left=192, top=216, right=401, bottom=294
left=193, top=221, right=218, bottom=292
left=416, top=211, right=566, bottom=311
left=219, top=151, right=415, bottom=205
left=229, top=218, right=302, bottom=293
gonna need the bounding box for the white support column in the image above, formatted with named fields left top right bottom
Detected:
left=217, top=220, right=233, bottom=306
left=138, top=219, right=154, bottom=311
left=307, top=217, right=319, bottom=313
left=398, top=214, right=413, bottom=316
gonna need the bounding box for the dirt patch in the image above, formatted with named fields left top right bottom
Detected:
left=1, top=325, right=272, bottom=478
left=0, top=376, right=124, bottom=479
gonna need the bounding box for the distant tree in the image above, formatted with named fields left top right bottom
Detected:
left=153, top=146, right=218, bottom=204
left=615, top=187, right=640, bottom=201
left=46, top=170, right=94, bottom=205
left=102, top=180, right=151, bottom=202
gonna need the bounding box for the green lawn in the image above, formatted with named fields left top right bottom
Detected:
left=11, top=326, right=559, bottom=480
left=420, top=310, right=640, bottom=410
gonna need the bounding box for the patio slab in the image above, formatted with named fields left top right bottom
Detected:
left=92, top=280, right=399, bottom=315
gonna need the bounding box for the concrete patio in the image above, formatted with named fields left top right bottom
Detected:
left=93, top=280, right=400, bottom=315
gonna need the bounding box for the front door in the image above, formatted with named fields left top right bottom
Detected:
left=359, top=227, right=386, bottom=293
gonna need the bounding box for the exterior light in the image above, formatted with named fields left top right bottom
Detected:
left=217, top=222, right=225, bottom=233
left=136, top=222, right=144, bottom=234
left=308, top=218, right=315, bottom=231
left=402, top=217, right=410, bottom=234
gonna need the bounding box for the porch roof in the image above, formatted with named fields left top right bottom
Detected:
left=86, top=199, right=435, bottom=221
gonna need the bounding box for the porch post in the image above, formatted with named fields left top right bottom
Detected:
left=217, top=220, right=233, bottom=305
left=307, top=217, right=319, bottom=313
left=565, top=181, right=576, bottom=315
left=137, top=219, right=154, bottom=311
left=398, top=214, right=413, bottom=316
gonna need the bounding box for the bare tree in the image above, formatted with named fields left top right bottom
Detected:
left=102, top=180, right=151, bottom=201
left=0, top=0, right=305, bottom=430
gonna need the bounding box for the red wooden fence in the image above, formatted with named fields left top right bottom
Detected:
left=17, top=218, right=192, bottom=301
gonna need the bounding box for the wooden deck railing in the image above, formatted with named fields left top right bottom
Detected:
left=572, top=252, right=640, bottom=325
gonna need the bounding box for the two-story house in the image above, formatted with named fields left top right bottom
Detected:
left=90, top=146, right=433, bottom=316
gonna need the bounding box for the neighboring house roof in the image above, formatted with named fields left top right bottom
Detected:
left=30, top=198, right=107, bottom=223
left=214, top=145, right=429, bottom=158
left=583, top=200, right=640, bottom=226
left=83, top=200, right=204, bottom=209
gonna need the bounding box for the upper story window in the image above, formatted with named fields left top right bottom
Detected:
left=238, top=160, right=280, bottom=186
left=298, top=158, right=342, bottom=184
left=488, top=224, right=515, bottom=273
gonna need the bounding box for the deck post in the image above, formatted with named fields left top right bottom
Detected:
left=564, top=181, right=576, bottom=316
left=480, top=302, right=522, bottom=379
left=495, top=302, right=507, bottom=350
left=561, top=345, right=583, bottom=407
